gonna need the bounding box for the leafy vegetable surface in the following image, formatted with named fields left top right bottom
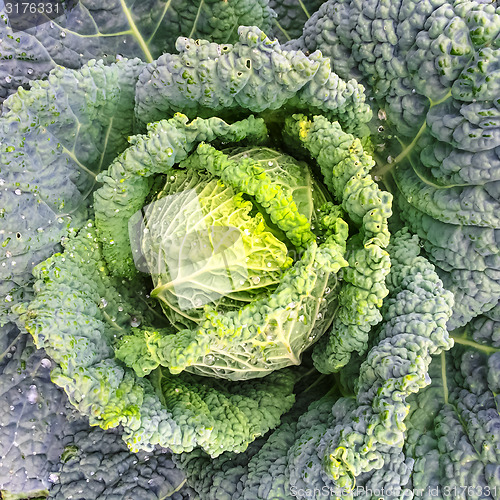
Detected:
left=0, top=0, right=276, bottom=103
left=9, top=27, right=389, bottom=464
left=405, top=312, right=500, bottom=497
left=293, top=0, right=500, bottom=329
left=269, top=0, right=325, bottom=41
left=2, top=2, right=499, bottom=499
left=175, top=228, right=455, bottom=498
left=0, top=325, right=193, bottom=500
left=0, top=57, right=145, bottom=326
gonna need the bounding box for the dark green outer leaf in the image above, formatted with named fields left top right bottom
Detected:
left=48, top=425, right=194, bottom=500
left=134, top=26, right=371, bottom=133
left=0, top=325, right=68, bottom=498
left=405, top=313, right=500, bottom=498
left=269, top=0, right=324, bottom=41
left=291, top=0, right=500, bottom=327
left=0, top=325, right=195, bottom=500
left=0, top=0, right=275, bottom=104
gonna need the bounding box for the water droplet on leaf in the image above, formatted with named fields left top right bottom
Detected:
left=27, top=384, right=38, bottom=404
left=204, top=354, right=215, bottom=366
left=41, top=358, right=51, bottom=369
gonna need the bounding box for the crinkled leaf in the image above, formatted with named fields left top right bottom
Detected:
left=0, top=0, right=275, bottom=103
left=48, top=424, right=193, bottom=500
left=269, top=0, right=324, bottom=41
left=405, top=313, right=500, bottom=497
left=293, top=0, right=500, bottom=327
left=0, top=58, right=144, bottom=326
left=0, top=326, right=67, bottom=498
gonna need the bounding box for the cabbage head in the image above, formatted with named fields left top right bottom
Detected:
left=14, top=27, right=391, bottom=455
left=117, top=142, right=348, bottom=380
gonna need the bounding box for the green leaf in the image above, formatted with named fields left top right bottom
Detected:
left=14, top=223, right=299, bottom=456
left=0, top=58, right=144, bottom=326
left=269, top=0, right=324, bottom=41
left=0, top=0, right=276, bottom=102
left=134, top=26, right=372, bottom=132
left=93, top=113, right=269, bottom=278
left=0, top=326, right=66, bottom=498
left=48, top=424, right=192, bottom=500
left=405, top=313, right=500, bottom=496
left=141, top=168, right=292, bottom=326
left=294, top=0, right=500, bottom=327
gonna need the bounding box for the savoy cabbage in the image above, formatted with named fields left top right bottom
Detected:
left=1, top=0, right=499, bottom=499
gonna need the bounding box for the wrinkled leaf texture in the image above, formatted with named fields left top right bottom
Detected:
left=0, top=0, right=275, bottom=103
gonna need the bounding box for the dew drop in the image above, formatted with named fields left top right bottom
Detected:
left=48, top=473, right=59, bottom=483
left=27, top=384, right=38, bottom=404
left=5, top=75, right=12, bottom=83
left=27, top=68, right=33, bottom=75
left=99, top=298, right=108, bottom=308
left=204, top=354, right=215, bottom=366
left=14, top=189, right=22, bottom=195
left=41, top=358, right=51, bottom=369
left=60, top=31, right=66, bottom=38
left=130, top=316, right=141, bottom=327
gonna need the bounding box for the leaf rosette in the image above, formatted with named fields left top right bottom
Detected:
left=12, top=27, right=392, bottom=456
